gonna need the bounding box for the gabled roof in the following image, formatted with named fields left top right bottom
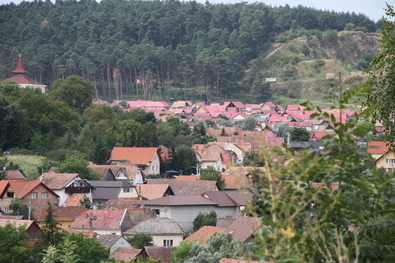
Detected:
left=5, top=170, right=26, bottom=180
left=139, top=195, right=218, bottom=206
left=224, top=102, right=246, bottom=109
left=40, top=173, right=82, bottom=190
left=110, top=147, right=159, bottom=165
left=64, top=194, right=87, bottom=207
left=185, top=225, right=226, bottom=244
left=90, top=181, right=135, bottom=200
left=223, top=217, right=261, bottom=242
left=224, top=191, right=253, bottom=206
left=0, top=218, right=39, bottom=229
left=71, top=209, right=126, bottom=230
left=146, top=179, right=218, bottom=196
left=0, top=180, right=59, bottom=198
left=367, top=141, right=390, bottom=154
left=32, top=206, right=88, bottom=222
left=110, top=247, right=142, bottom=262
left=99, top=235, right=125, bottom=249
left=124, top=217, right=184, bottom=235
left=3, top=77, right=44, bottom=86
left=135, top=184, right=174, bottom=200
left=143, top=246, right=177, bottom=263
left=263, top=102, right=276, bottom=108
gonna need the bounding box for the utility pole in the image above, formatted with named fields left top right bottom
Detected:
left=84, top=213, right=97, bottom=238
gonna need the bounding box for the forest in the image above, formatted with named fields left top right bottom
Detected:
left=0, top=0, right=380, bottom=102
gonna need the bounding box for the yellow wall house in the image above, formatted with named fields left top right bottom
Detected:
left=32, top=206, right=89, bottom=231
left=375, top=150, right=395, bottom=173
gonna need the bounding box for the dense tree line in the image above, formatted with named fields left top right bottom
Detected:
left=0, top=81, right=216, bottom=177
left=0, top=0, right=379, bottom=102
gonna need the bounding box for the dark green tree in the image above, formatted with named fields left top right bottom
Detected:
left=51, top=75, right=94, bottom=113
left=37, top=202, right=64, bottom=247
left=55, top=155, right=101, bottom=180
left=9, top=198, right=30, bottom=218
left=127, top=233, right=154, bottom=249
left=192, top=211, right=217, bottom=232
left=0, top=223, right=30, bottom=263
left=290, top=127, right=310, bottom=141
left=172, top=145, right=198, bottom=175
left=200, top=166, right=226, bottom=190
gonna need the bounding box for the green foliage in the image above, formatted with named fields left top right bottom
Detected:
left=83, top=104, right=116, bottom=124
left=55, top=155, right=101, bottom=180
left=290, top=127, right=310, bottom=141
left=193, top=211, right=217, bottom=232
left=59, top=233, right=109, bottom=263
left=8, top=198, right=30, bottom=218
left=172, top=233, right=258, bottom=263
left=172, top=145, right=198, bottom=175
left=275, top=123, right=293, bottom=139
left=37, top=202, right=64, bottom=247
left=51, top=76, right=94, bottom=113
left=200, top=166, right=226, bottom=190
left=0, top=223, right=29, bottom=263
left=241, top=116, right=257, bottom=131
left=79, top=196, right=92, bottom=209
left=243, top=152, right=265, bottom=167
left=127, top=233, right=154, bottom=249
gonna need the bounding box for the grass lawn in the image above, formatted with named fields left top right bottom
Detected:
left=1, top=154, right=47, bottom=180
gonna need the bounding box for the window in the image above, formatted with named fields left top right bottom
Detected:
left=163, top=239, right=173, bottom=246
left=386, top=159, right=395, bottom=167
left=123, top=188, right=131, bottom=193
left=42, top=192, right=48, bottom=198
left=7, top=192, right=14, bottom=198
left=31, top=192, right=38, bottom=199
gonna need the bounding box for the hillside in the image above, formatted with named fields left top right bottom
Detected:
left=253, top=30, right=381, bottom=105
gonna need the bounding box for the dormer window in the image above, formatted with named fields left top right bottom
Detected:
left=7, top=192, right=14, bottom=198
left=123, top=188, right=132, bottom=193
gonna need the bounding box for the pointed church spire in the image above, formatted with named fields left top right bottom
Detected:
left=12, top=54, right=28, bottom=75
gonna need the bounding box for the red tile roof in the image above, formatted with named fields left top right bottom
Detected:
left=5, top=170, right=26, bottom=180
left=4, top=76, right=44, bottom=85
left=367, top=141, right=390, bottom=154
left=110, top=147, right=159, bottom=165
left=224, top=216, right=261, bottom=242
left=110, top=247, right=142, bottom=261
left=12, top=56, right=28, bottom=74
left=40, top=173, right=81, bottom=190
left=0, top=180, right=59, bottom=198
left=32, top=206, right=88, bottom=222
left=135, top=184, right=173, bottom=200
left=143, top=246, right=177, bottom=263
left=71, top=209, right=126, bottom=230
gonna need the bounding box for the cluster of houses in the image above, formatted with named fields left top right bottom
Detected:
left=0, top=146, right=261, bottom=262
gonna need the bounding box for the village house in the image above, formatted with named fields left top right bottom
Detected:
left=70, top=209, right=133, bottom=236
left=109, top=147, right=161, bottom=175
left=0, top=180, right=58, bottom=214
left=88, top=181, right=138, bottom=208
left=146, top=179, right=219, bottom=195
left=139, top=246, right=177, bottom=263
left=39, top=173, right=94, bottom=207
left=98, top=234, right=133, bottom=254
left=0, top=218, right=41, bottom=246
left=32, top=206, right=88, bottom=231
left=124, top=217, right=184, bottom=247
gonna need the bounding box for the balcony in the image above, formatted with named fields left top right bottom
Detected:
left=65, top=187, right=92, bottom=194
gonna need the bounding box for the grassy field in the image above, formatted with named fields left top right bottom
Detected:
left=2, top=154, right=46, bottom=180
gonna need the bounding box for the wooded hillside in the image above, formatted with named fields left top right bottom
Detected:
left=0, top=0, right=379, bottom=102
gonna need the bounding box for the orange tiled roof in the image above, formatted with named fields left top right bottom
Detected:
left=32, top=206, right=88, bottom=222
left=0, top=180, right=58, bottom=198
left=185, top=226, right=226, bottom=244
left=110, top=247, right=142, bottom=262
left=110, top=147, right=159, bottom=165
left=40, top=173, right=81, bottom=190
left=64, top=194, right=87, bottom=207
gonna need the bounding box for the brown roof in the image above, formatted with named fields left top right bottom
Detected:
left=205, top=127, right=237, bottom=137
left=143, top=246, right=177, bottom=263
left=139, top=195, right=218, bottom=206
left=124, top=217, right=184, bottom=235
left=110, top=247, right=142, bottom=262
left=40, top=173, right=81, bottom=190
left=224, top=191, right=253, bottom=206
left=32, top=206, right=88, bottom=222
left=201, top=144, right=228, bottom=162
left=71, top=209, right=126, bottom=230
left=5, top=170, right=26, bottom=180
left=102, top=199, right=140, bottom=210
left=110, top=147, right=159, bottom=165
left=0, top=180, right=59, bottom=198
left=64, top=194, right=87, bottom=207
left=185, top=226, right=226, bottom=244
left=174, top=176, right=200, bottom=181
left=0, top=218, right=38, bottom=229
left=224, top=217, right=261, bottom=242
left=202, top=191, right=237, bottom=207
left=222, top=175, right=249, bottom=190
left=146, top=179, right=218, bottom=195
left=88, top=163, right=143, bottom=180
left=135, top=184, right=173, bottom=200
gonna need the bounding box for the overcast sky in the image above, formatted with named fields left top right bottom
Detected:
left=0, top=0, right=389, bottom=22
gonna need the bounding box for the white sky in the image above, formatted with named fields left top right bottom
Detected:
left=0, top=0, right=389, bottom=22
